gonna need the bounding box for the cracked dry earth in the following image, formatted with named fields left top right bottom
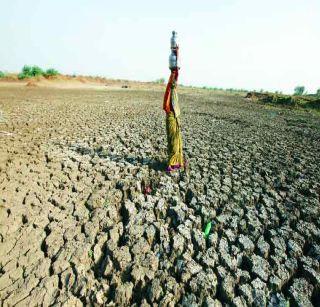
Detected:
left=0, top=86, right=320, bottom=307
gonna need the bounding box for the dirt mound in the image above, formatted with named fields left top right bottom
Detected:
left=245, top=92, right=268, bottom=100
left=26, top=80, right=38, bottom=87
left=246, top=92, right=320, bottom=109
left=0, top=73, right=168, bottom=92
left=75, top=76, right=87, bottom=83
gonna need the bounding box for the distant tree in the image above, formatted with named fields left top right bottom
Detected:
left=316, top=88, right=320, bottom=96
left=18, top=65, right=59, bottom=79
left=294, top=86, right=305, bottom=96
left=22, top=65, right=32, bottom=76
left=0, top=71, right=5, bottom=78
left=31, top=66, right=43, bottom=77
left=19, top=65, right=34, bottom=79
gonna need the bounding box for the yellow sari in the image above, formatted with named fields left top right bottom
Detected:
left=166, top=85, right=184, bottom=167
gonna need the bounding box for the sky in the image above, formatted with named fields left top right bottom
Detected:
left=1, top=0, right=319, bottom=94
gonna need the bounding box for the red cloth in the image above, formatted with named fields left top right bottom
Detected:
left=163, top=69, right=179, bottom=113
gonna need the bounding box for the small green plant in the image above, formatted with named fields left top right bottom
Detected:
left=88, top=249, right=93, bottom=259
left=0, top=71, right=5, bottom=78
left=294, top=86, right=305, bottom=96
left=203, top=222, right=212, bottom=238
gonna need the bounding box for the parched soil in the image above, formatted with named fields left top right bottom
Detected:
left=0, top=86, right=319, bottom=306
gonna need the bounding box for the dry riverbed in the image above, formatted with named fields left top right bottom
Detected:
left=0, top=86, right=319, bottom=306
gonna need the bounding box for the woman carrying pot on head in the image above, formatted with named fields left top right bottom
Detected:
left=163, top=31, right=186, bottom=173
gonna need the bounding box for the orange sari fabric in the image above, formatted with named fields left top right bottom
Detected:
left=163, top=69, right=179, bottom=113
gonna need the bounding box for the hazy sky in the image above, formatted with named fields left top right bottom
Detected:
left=1, top=0, right=319, bottom=93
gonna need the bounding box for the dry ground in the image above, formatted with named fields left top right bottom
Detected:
left=0, top=84, right=319, bottom=306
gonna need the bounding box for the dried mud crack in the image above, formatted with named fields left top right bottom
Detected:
left=0, top=87, right=319, bottom=306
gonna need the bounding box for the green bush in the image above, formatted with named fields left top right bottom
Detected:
left=31, top=66, right=43, bottom=77
left=0, top=71, right=5, bottom=78
left=18, top=65, right=59, bottom=79
left=18, top=73, right=27, bottom=80
left=44, top=68, right=59, bottom=77
left=294, top=86, right=305, bottom=96
left=19, top=65, right=39, bottom=78
left=22, top=65, right=32, bottom=76
left=316, top=88, right=320, bottom=96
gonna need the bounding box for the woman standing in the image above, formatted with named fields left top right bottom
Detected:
left=163, top=32, right=184, bottom=172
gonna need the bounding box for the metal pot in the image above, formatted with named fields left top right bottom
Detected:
left=169, top=52, right=177, bottom=70
left=171, top=31, right=178, bottom=49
